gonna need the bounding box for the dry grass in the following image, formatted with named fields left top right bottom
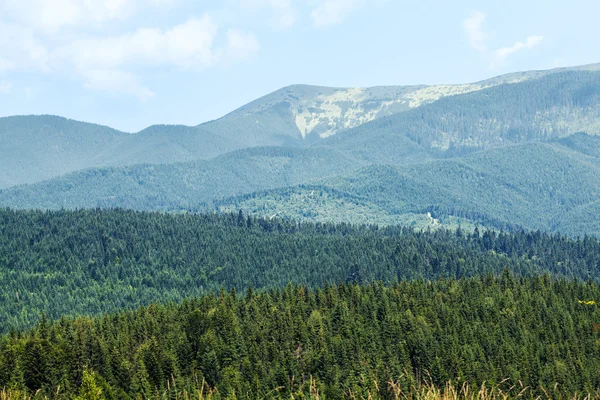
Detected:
left=385, top=378, right=600, bottom=400
left=2, top=377, right=600, bottom=400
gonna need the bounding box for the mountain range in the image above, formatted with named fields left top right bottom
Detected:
left=2, top=63, right=600, bottom=235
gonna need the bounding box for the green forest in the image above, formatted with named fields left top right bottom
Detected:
left=3, top=209, right=600, bottom=397
left=3, top=208, right=600, bottom=333
left=4, top=63, right=600, bottom=400
left=3, top=275, right=600, bottom=399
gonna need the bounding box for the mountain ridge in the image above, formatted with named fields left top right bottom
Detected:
left=2, top=62, right=600, bottom=189
left=3, top=63, right=600, bottom=238
left=3, top=134, right=600, bottom=236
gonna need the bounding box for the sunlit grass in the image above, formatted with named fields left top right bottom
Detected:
left=3, top=376, right=600, bottom=400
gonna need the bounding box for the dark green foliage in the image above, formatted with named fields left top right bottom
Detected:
left=3, top=276, right=600, bottom=398
left=22, top=338, right=51, bottom=391
left=3, top=208, right=600, bottom=333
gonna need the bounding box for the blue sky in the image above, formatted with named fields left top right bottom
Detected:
left=0, top=0, right=598, bottom=132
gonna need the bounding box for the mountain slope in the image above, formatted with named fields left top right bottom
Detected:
left=94, top=124, right=241, bottom=167
left=3, top=135, right=600, bottom=236
left=556, top=131, right=600, bottom=158
left=0, top=146, right=364, bottom=210
left=216, top=185, right=477, bottom=230
left=0, top=117, right=277, bottom=189
left=3, top=64, right=600, bottom=188
left=321, top=70, right=600, bottom=163
left=232, top=63, right=600, bottom=140
left=216, top=137, right=600, bottom=235
left=0, top=115, right=128, bottom=188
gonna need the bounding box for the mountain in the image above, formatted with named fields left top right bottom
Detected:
left=216, top=137, right=600, bottom=236
left=4, top=63, right=599, bottom=189
left=4, top=134, right=600, bottom=236
left=0, top=117, right=246, bottom=189
left=321, top=70, right=600, bottom=164
left=96, top=124, right=240, bottom=167
left=3, top=64, right=600, bottom=237
left=0, top=115, right=127, bottom=188
left=0, top=146, right=363, bottom=210
left=233, top=63, right=600, bottom=140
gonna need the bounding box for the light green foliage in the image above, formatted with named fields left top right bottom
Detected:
left=74, top=370, right=102, bottom=400
left=217, top=186, right=479, bottom=231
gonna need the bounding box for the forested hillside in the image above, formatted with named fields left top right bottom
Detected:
left=0, top=147, right=363, bottom=211
left=323, top=71, right=600, bottom=163
left=3, top=276, right=600, bottom=399
left=3, top=66, right=600, bottom=191
left=0, top=116, right=127, bottom=189
left=216, top=185, right=474, bottom=230
left=217, top=138, right=600, bottom=235
left=324, top=141, right=600, bottom=234
left=3, top=135, right=600, bottom=237
left=3, top=71, right=600, bottom=238
left=2, top=208, right=600, bottom=333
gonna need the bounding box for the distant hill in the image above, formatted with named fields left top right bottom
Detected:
left=216, top=185, right=479, bottom=231
left=96, top=124, right=240, bottom=167
left=216, top=137, right=600, bottom=236
left=3, top=134, right=600, bottom=236
left=4, top=64, right=600, bottom=188
left=0, top=115, right=127, bottom=188
left=0, top=146, right=363, bottom=210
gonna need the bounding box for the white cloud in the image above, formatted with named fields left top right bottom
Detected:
left=463, top=11, right=488, bottom=52
left=492, top=35, right=543, bottom=67
left=64, top=16, right=258, bottom=72
left=55, top=15, right=259, bottom=99
left=0, top=80, right=11, bottom=94
left=1, top=0, right=137, bottom=33
left=83, top=69, right=155, bottom=101
left=225, top=29, right=260, bottom=61
left=311, top=0, right=362, bottom=28
left=463, top=11, right=543, bottom=69
left=277, top=12, right=296, bottom=29
left=0, top=2, right=261, bottom=100
left=0, top=22, right=49, bottom=71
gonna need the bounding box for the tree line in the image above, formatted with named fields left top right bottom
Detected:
left=2, top=207, right=600, bottom=331
left=2, top=274, right=600, bottom=398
